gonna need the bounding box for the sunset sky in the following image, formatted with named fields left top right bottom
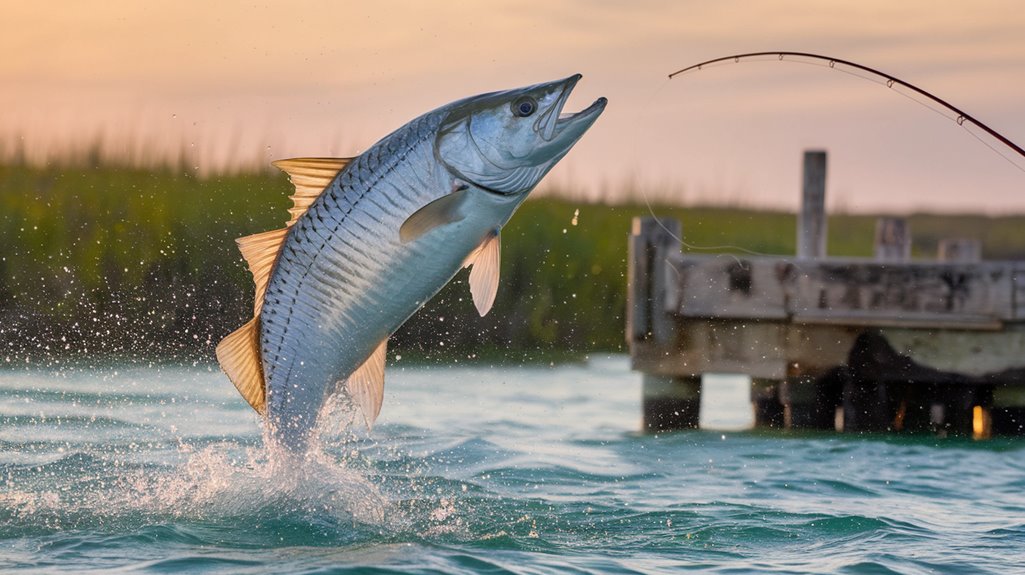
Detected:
left=3, top=1, right=1025, bottom=213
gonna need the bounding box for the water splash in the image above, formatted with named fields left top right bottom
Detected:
left=0, top=365, right=512, bottom=552
left=3, top=442, right=390, bottom=538
left=124, top=441, right=389, bottom=525
left=0, top=384, right=397, bottom=542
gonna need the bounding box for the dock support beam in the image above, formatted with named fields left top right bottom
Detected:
left=751, top=378, right=784, bottom=428
left=993, top=386, right=1025, bottom=435
left=643, top=375, right=701, bottom=432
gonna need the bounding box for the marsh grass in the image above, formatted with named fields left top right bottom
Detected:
left=3, top=160, right=1025, bottom=364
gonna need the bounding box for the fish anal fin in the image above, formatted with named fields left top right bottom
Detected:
left=463, top=230, right=501, bottom=316
left=236, top=227, right=290, bottom=315
left=215, top=317, right=267, bottom=414
left=399, top=189, right=469, bottom=243
left=345, top=339, right=388, bottom=430
left=272, top=157, right=353, bottom=226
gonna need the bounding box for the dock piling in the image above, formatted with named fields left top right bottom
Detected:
left=627, top=217, right=681, bottom=345
left=642, top=375, right=701, bottom=431
left=798, top=150, right=828, bottom=260
left=627, top=150, right=1025, bottom=438
left=938, top=238, right=982, bottom=263
left=874, top=217, right=911, bottom=262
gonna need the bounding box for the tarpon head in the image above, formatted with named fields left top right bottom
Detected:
left=436, top=75, right=606, bottom=195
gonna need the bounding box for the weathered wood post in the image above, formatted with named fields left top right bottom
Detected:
left=751, top=378, right=785, bottom=428
left=627, top=217, right=680, bottom=347
left=628, top=217, right=701, bottom=432
left=834, top=218, right=912, bottom=434
left=797, top=150, right=828, bottom=260
left=935, top=237, right=987, bottom=435
left=993, top=386, right=1025, bottom=435
left=874, top=217, right=911, bottom=262
left=783, top=150, right=830, bottom=428
left=938, top=239, right=982, bottom=263
left=991, top=252, right=1025, bottom=433
left=780, top=375, right=824, bottom=429
left=642, top=373, right=702, bottom=432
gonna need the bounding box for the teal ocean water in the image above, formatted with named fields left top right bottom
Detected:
left=2, top=356, right=1023, bottom=574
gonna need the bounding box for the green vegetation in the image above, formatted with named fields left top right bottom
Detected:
left=3, top=161, right=1025, bottom=364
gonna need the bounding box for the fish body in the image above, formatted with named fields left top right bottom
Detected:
left=217, top=76, right=606, bottom=451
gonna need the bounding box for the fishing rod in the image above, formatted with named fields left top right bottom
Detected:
left=668, top=51, right=1025, bottom=164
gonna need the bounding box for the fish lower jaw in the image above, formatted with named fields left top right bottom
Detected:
left=555, top=97, right=608, bottom=130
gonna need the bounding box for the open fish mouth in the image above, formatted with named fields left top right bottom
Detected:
left=557, top=96, right=608, bottom=128
left=538, top=74, right=608, bottom=142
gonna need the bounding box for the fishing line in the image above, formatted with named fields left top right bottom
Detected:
left=631, top=76, right=777, bottom=269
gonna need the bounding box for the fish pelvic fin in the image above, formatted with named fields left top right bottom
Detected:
left=463, top=230, right=501, bottom=316
left=215, top=316, right=267, bottom=414
left=272, top=157, right=353, bottom=226
left=345, top=339, right=388, bottom=430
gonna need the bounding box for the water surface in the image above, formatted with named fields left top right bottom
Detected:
left=2, top=356, right=1023, bottom=573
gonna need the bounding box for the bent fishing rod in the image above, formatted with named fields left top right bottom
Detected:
left=668, top=51, right=1025, bottom=164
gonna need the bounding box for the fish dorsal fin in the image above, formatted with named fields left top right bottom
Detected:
left=272, top=157, right=352, bottom=226
left=345, top=339, right=388, bottom=430
left=463, top=230, right=501, bottom=316
left=236, top=157, right=351, bottom=316
left=399, top=189, right=469, bottom=243
left=217, top=157, right=352, bottom=414
left=215, top=317, right=267, bottom=414
left=236, top=227, right=290, bottom=315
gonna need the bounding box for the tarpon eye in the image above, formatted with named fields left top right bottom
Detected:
left=512, top=97, right=537, bottom=118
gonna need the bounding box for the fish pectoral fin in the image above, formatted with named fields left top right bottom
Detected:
left=399, top=189, right=469, bottom=243
left=345, top=339, right=388, bottom=430
left=272, top=157, right=353, bottom=227
left=215, top=316, right=267, bottom=414
left=463, top=230, right=501, bottom=316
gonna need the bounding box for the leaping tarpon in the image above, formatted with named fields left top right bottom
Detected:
left=216, top=75, right=606, bottom=452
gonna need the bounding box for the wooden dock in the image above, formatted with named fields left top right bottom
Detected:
left=627, top=151, right=1025, bottom=438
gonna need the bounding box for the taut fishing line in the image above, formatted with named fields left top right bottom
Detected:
left=631, top=78, right=770, bottom=270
